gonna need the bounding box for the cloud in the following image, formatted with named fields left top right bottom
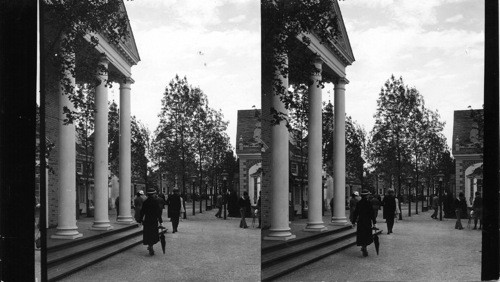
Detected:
left=228, top=15, right=246, bottom=23
left=445, top=14, right=464, bottom=23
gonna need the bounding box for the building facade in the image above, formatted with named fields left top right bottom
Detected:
left=452, top=109, right=483, bottom=206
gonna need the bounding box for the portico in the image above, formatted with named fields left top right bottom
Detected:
left=48, top=3, right=140, bottom=239
left=262, top=1, right=355, bottom=240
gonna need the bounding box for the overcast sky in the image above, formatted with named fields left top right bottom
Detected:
left=337, top=0, right=484, bottom=149
left=113, top=0, right=482, bottom=153
left=114, top=0, right=260, bottom=150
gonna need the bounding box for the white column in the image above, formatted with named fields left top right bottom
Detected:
left=264, top=55, right=296, bottom=241
left=92, top=55, right=113, bottom=230
left=331, top=77, right=349, bottom=225
left=305, top=57, right=326, bottom=232
left=117, top=77, right=134, bottom=224
left=52, top=55, right=83, bottom=240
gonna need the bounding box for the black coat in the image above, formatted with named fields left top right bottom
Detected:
left=140, top=196, right=162, bottom=245
left=352, top=197, right=376, bottom=246
left=382, top=195, right=396, bottom=219
left=167, top=194, right=181, bottom=218
left=455, top=197, right=468, bottom=218
left=238, top=197, right=251, bottom=212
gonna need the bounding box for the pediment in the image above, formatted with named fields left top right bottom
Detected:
left=118, top=1, right=140, bottom=65
left=330, top=0, right=355, bottom=64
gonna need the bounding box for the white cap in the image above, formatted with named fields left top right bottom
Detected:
left=139, top=190, right=144, bottom=195
left=354, top=191, right=359, bottom=196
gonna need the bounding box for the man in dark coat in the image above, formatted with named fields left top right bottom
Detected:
left=238, top=191, right=251, bottom=228
left=472, top=191, right=482, bottom=230
left=382, top=189, right=396, bottom=234
left=454, top=192, right=468, bottom=230
left=166, top=188, right=182, bottom=233
left=351, top=189, right=376, bottom=257
left=140, top=188, right=163, bottom=256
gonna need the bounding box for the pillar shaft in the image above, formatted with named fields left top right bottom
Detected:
left=265, top=55, right=295, bottom=241
left=118, top=78, right=134, bottom=224
left=92, top=55, right=113, bottom=230
left=305, top=58, right=326, bottom=231
left=52, top=58, right=83, bottom=240
left=331, top=78, right=349, bottom=225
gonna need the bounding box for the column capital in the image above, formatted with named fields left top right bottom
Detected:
left=119, top=77, right=134, bottom=90
left=335, top=77, right=349, bottom=85
left=312, top=56, right=324, bottom=68
left=98, top=53, right=109, bottom=64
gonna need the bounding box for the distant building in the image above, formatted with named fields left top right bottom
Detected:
left=236, top=109, right=262, bottom=205
left=452, top=109, right=483, bottom=206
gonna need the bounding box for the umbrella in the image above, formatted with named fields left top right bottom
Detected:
left=373, top=232, right=380, bottom=255
left=159, top=225, right=166, bottom=254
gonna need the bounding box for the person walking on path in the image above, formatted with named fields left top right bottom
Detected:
left=157, top=192, right=166, bottom=210
left=134, top=190, right=146, bottom=223
left=115, top=196, right=120, bottom=221
left=454, top=192, right=468, bottom=230
left=215, top=194, right=223, bottom=218
left=238, top=191, right=251, bottom=228
left=166, top=188, right=182, bottom=233
left=382, top=189, right=396, bottom=234
left=139, top=188, right=163, bottom=256
left=349, top=191, right=361, bottom=226
left=256, top=191, right=261, bottom=228
left=371, top=193, right=381, bottom=220
left=472, top=191, right=482, bottom=230
left=431, top=193, right=439, bottom=219
left=394, top=195, right=401, bottom=222
left=351, top=189, right=377, bottom=257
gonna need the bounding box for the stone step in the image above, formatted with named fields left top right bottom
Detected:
left=47, top=226, right=167, bottom=282
left=262, top=228, right=357, bottom=268
left=262, top=225, right=353, bottom=255
left=47, top=223, right=140, bottom=252
left=47, top=226, right=142, bottom=267
left=261, top=228, right=382, bottom=281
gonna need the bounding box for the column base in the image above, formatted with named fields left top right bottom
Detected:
left=51, top=228, right=83, bottom=240
left=330, top=216, right=349, bottom=226
left=304, top=223, right=327, bottom=232
left=91, top=221, right=113, bottom=231
left=264, top=228, right=296, bottom=241
left=264, top=234, right=296, bottom=241
left=116, top=216, right=135, bottom=225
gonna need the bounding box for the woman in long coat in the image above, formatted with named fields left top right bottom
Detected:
left=140, top=188, right=163, bottom=255
left=351, top=189, right=376, bottom=257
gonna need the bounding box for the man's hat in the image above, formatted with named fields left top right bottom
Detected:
left=173, top=188, right=180, bottom=192
left=353, top=191, right=359, bottom=196
left=146, top=188, right=157, bottom=195
left=360, top=189, right=371, bottom=196
left=138, top=190, right=145, bottom=195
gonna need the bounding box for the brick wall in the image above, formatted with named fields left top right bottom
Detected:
left=45, top=74, right=60, bottom=227
left=261, top=82, right=272, bottom=229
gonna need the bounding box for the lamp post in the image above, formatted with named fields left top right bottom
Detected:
left=415, top=181, right=418, bottom=215
left=222, top=171, right=228, bottom=220
left=191, top=176, right=196, bottom=216
left=199, top=174, right=203, bottom=214
left=407, top=176, right=412, bottom=217
left=436, top=173, right=444, bottom=221
left=205, top=176, right=209, bottom=211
